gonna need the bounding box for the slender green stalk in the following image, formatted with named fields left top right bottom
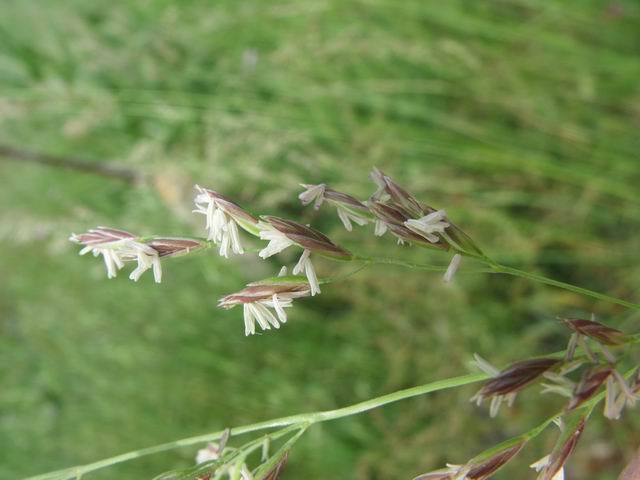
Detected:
left=349, top=254, right=450, bottom=272
left=349, top=252, right=639, bottom=310
left=253, top=424, right=309, bottom=479
left=487, top=262, right=640, bottom=310
left=22, top=373, right=487, bottom=480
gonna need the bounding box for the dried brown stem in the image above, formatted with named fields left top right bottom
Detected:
left=0, top=144, right=141, bottom=184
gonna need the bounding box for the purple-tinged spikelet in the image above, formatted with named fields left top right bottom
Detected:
left=567, top=366, right=613, bottom=411
left=471, top=356, right=559, bottom=417
left=561, top=317, right=629, bottom=346
left=193, top=185, right=259, bottom=257
left=219, top=278, right=312, bottom=335
left=536, top=418, right=586, bottom=480
left=298, top=183, right=372, bottom=231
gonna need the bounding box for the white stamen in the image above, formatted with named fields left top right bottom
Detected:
left=259, top=226, right=295, bottom=258
left=404, top=209, right=449, bottom=243
left=128, top=244, right=160, bottom=283
left=248, top=303, right=270, bottom=330
left=211, top=209, right=227, bottom=242
left=102, top=250, right=118, bottom=278
left=605, top=375, right=619, bottom=419
left=241, top=296, right=296, bottom=335
left=337, top=206, right=353, bottom=231
left=530, top=455, right=550, bottom=472
left=304, top=257, right=321, bottom=296
left=193, top=186, right=246, bottom=256
left=219, top=232, right=231, bottom=258
left=227, top=220, right=243, bottom=254
left=293, top=249, right=311, bottom=275
left=272, top=294, right=287, bottom=323
left=374, top=220, right=387, bottom=236
left=196, top=443, right=220, bottom=464
left=489, top=396, right=502, bottom=418
left=72, top=231, right=163, bottom=282
left=530, top=455, right=564, bottom=480
left=298, top=184, right=326, bottom=210
left=335, top=205, right=369, bottom=232
left=443, top=254, right=462, bottom=283
left=293, top=249, right=321, bottom=296
left=472, top=353, right=500, bottom=377
left=152, top=256, right=162, bottom=283
left=243, top=304, right=256, bottom=336
left=613, top=369, right=637, bottom=404
left=254, top=302, right=280, bottom=328
left=369, top=168, right=390, bottom=201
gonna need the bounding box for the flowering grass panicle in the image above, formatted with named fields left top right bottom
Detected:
left=62, top=171, right=640, bottom=480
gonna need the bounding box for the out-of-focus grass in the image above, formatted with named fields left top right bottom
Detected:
left=1, top=1, right=639, bottom=478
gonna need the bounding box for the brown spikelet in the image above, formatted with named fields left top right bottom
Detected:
left=567, top=366, right=613, bottom=411
left=370, top=167, right=424, bottom=218
left=369, top=201, right=449, bottom=249
left=479, top=358, right=560, bottom=397
left=263, top=216, right=351, bottom=257
left=218, top=282, right=311, bottom=309
left=466, top=443, right=525, bottom=479
left=264, top=451, right=289, bottom=480
left=147, top=237, right=206, bottom=257
left=539, top=418, right=586, bottom=480
left=561, top=318, right=629, bottom=346
left=197, top=187, right=258, bottom=224
left=323, top=187, right=369, bottom=212
left=70, top=226, right=136, bottom=246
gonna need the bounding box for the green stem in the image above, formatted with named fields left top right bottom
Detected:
left=350, top=251, right=639, bottom=310
left=349, top=254, right=449, bottom=272
left=22, top=373, right=487, bottom=480
left=253, top=424, right=309, bottom=479
left=487, top=262, right=640, bottom=310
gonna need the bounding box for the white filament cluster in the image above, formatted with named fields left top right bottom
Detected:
left=404, top=209, right=450, bottom=243
left=299, top=183, right=370, bottom=232
left=71, top=235, right=162, bottom=283
left=242, top=294, right=293, bottom=336
left=193, top=185, right=243, bottom=257
left=298, top=183, right=326, bottom=210
left=258, top=224, right=320, bottom=296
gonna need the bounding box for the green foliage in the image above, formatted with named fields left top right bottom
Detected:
left=1, top=1, right=639, bottom=479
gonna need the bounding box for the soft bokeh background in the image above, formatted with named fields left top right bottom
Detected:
left=1, top=1, right=639, bottom=479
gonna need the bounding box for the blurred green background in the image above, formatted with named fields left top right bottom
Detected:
left=1, top=1, right=639, bottom=479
